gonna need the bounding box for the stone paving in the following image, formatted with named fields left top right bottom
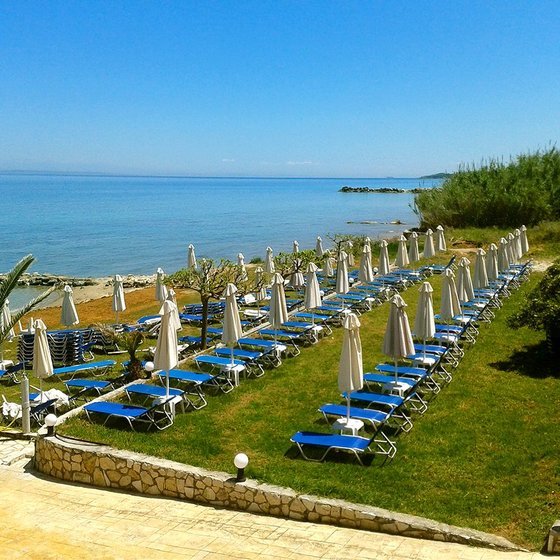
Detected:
left=0, top=448, right=546, bottom=560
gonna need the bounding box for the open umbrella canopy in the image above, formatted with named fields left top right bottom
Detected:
left=457, top=257, right=475, bottom=304
left=269, top=273, right=288, bottom=328
left=315, top=236, right=324, bottom=258
left=378, top=239, right=391, bottom=276
left=473, top=248, right=489, bottom=289
left=237, top=253, right=248, bottom=282
left=497, top=238, right=510, bottom=273
left=395, top=235, right=409, bottom=269
left=221, top=283, right=243, bottom=348
left=254, top=266, right=267, bottom=302
left=33, top=319, right=53, bottom=380
left=486, top=243, right=499, bottom=282
left=423, top=229, right=435, bottom=259
left=187, top=244, right=197, bottom=269
left=414, top=282, right=436, bottom=342
left=112, top=275, right=126, bottom=321
left=520, top=225, right=529, bottom=254
left=264, top=247, right=275, bottom=274
left=440, top=269, right=461, bottom=321
left=408, top=232, right=420, bottom=263
left=336, top=250, right=349, bottom=295
left=155, top=268, right=168, bottom=302
left=61, top=284, right=79, bottom=327
left=382, top=295, right=415, bottom=377
left=1, top=300, right=15, bottom=341
left=358, top=244, right=374, bottom=282
left=338, top=312, right=363, bottom=420
left=293, top=240, right=299, bottom=253
left=154, top=299, right=179, bottom=372
left=304, top=262, right=322, bottom=310
left=435, top=225, right=447, bottom=252
left=346, top=241, right=355, bottom=267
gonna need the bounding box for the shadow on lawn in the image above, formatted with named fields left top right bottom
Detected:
left=491, top=341, right=557, bottom=378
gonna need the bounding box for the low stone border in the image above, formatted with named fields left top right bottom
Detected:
left=34, top=436, right=523, bottom=551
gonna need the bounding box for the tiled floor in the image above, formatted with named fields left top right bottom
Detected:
left=0, top=450, right=545, bottom=560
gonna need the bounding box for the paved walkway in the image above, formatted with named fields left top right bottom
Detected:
left=0, top=448, right=546, bottom=560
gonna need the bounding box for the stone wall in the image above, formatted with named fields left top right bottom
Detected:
left=34, top=435, right=522, bottom=551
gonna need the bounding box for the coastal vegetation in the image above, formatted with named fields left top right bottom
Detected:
left=415, top=147, right=560, bottom=228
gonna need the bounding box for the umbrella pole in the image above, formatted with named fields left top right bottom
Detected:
left=423, top=337, right=426, bottom=360
left=346, top=394, right=351, bottom=422
left=115, top=311, right=119, bottom=326
left=166, top=371, right=170, bottom=398
left=394, top=359, right=398, bottom=384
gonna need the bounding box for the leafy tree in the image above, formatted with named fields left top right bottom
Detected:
left=166, top=259, right=245, bottom=350
left=273, top=249, right=316, bottom=278
left=508, top=260, right=560, bottom=354
left=0, top=255, right=57, bottom=346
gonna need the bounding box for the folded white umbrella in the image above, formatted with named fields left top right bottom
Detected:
left=221, top=283, right=243, bottom=369
left=338, top=312, right=363, bottom=420
left=346, top=241, right=355, bottom=267
left=358, top=244, right=374, bottom=283
left=269, top=273, right=288, bottom=340
left=520, top=225, right=529, bottom=254
left=155, top=268, right=168, bottom=302
left=364, top=237, right=372, bottom=252
left=395, top=235, right=409, bottom=269
left=304, top=262, right=322, bottom=322
left=291, top=268, right=305, bottom=291
left=414, top=282, right=436, bottom=357
left=264, top=247, right=275, bottom=274
left=254, top=266, right=267, bottom=303
left=473, top=248, right=489, bottom=289
left=162, top=289, right=182, bottom=332
left=237, top=253, right=248, bottom=282
left=440, top=269, right=461, bottom=321
left=378, top=239, right=391, bottom=276
left=1, top=299, right=15, bottom=341
left=187, top=244, right=197, bottom=269
left=33, top=319, right=53, bottom=393
left=154, top=299, right=179, bottom=397
left=456, top=257, right=474, bottom=304
left=423, top=229, right=435, bottom=259
left=408, top=232, right=420, bottom=264
left=507, top=232, right=518, bottom=264
left=435, top=225, right=447, bottom=252
left=325, top=254, right=336, bottom=277
left=61, top=285, right=79, bottom=327
left=315, top=236, right=324, bottom=258
left=513, top=229, right=523, bottom=261
left=112, top=274, right=126, bottom=324
left=486, top=243, right=499, bottom=282
left=497, top=238, right=510, bottom=273
left=382, top=294, right=415, bottom=381
left=293, top=240, right=299, bottom=253
left=336, top=250, right=349, bottom=296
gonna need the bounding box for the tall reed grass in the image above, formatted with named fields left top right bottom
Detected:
left=415, top=147, right=560, bottom=227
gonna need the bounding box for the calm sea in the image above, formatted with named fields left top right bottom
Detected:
left=2, top=174, right=441, bottom=306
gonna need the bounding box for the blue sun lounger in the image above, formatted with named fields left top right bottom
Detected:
left=53, top=360, right=116, bottom=380
left=374, top=364, right=441, bottom=391
left=64, top=379, right=114, bottom=401
left=0, top=362, right=24, bottom=384
left=125, top=384, right=189, bottom=413
left=155, top=369, right=233, bottom=397
left=237, top=338, right=287, bottom=365
left=347, top=389, right=426, bottom=415
left=84, top=398, right=175, bottom=431
left=194, top=355, right=246, bottom=386
left=290, top=431, right=383, bottom=465
left=214, top=348, right=266, bottom=376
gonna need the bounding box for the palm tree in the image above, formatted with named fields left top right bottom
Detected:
left=0, top=255, right=57, bottom=346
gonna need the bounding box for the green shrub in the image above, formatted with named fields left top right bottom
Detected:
left=415, top=147, right=560, bottom=228
left=508, top=260, right=560, bottom=354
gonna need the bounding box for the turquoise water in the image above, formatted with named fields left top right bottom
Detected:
left=1, top=174, right=441, bottom=278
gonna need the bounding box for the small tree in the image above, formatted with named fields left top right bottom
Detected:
left=166, top=259, right=245, bottom=350
left=508, top=260, right=560, bottom=355
left=0, top=255, right=57, bottom=346
left=273, top=249, right=316, bottom=278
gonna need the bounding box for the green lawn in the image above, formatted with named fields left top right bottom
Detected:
left=60, top=263, right=559, bottom=550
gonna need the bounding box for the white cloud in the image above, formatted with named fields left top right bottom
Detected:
left=221, top=158, right=236, bottom=163
left=286, top=160, right=314, bottom=166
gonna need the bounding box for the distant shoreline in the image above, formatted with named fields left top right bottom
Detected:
left=339, top=186, right=431, bottom=194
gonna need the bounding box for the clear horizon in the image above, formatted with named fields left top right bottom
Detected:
left=1, top=1, right=559, bottom=177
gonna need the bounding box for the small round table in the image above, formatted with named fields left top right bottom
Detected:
left=332, top=417, right=364, bottom=436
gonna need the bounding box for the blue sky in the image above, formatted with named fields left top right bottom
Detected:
left=1, top=1, right=559, bottom=177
